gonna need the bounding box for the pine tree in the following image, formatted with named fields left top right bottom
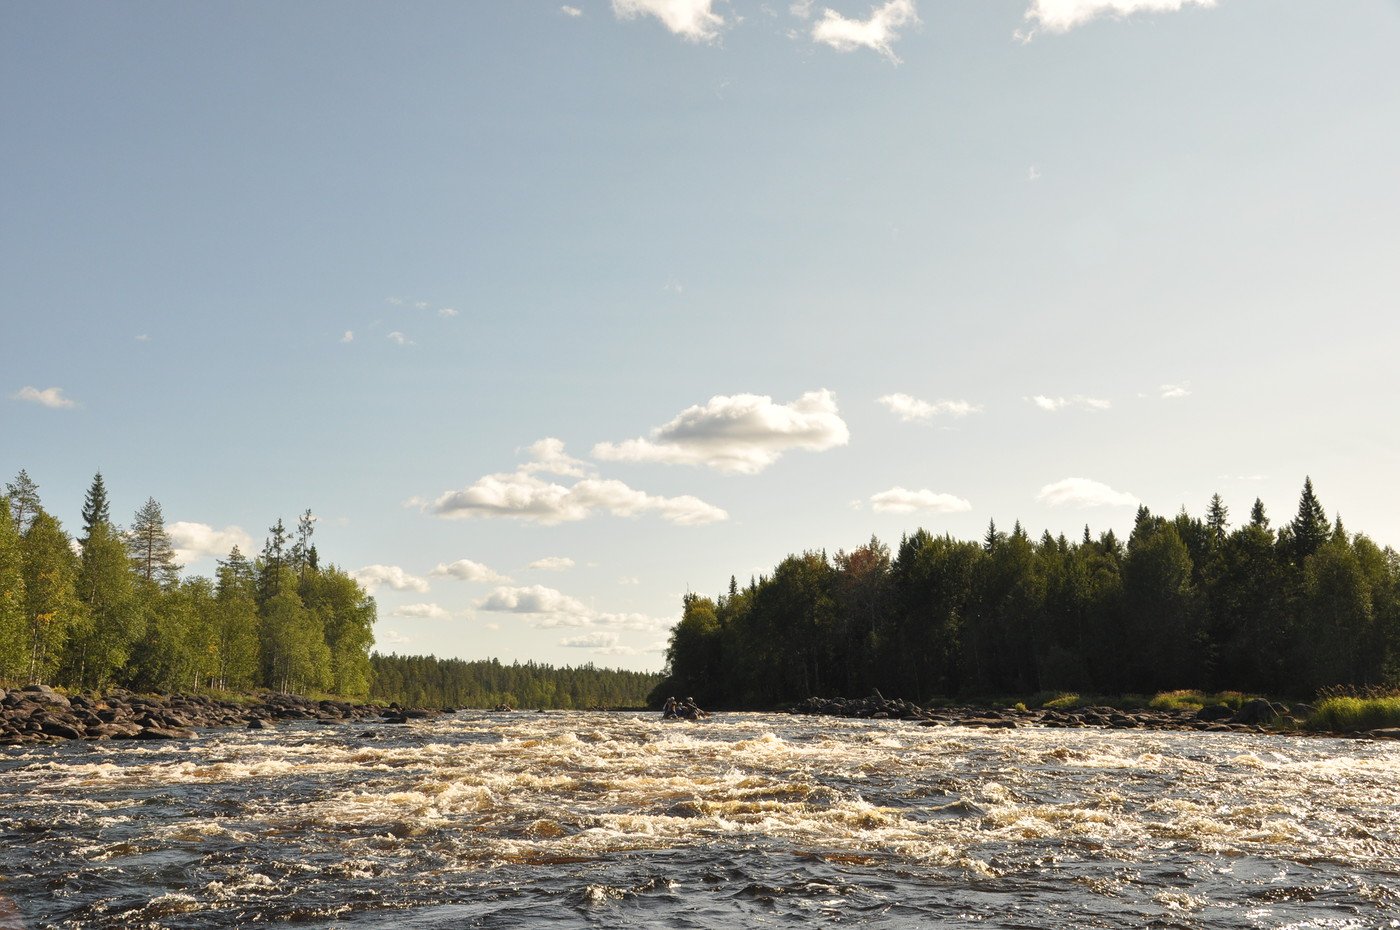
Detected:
left=290, top=509, right=316, bottom=579
left=6, top=470, right=41, bottom=533
left=1249, top=498, right=1270, bottom=530
left=983, top=518, right=999, bottom=552
left=259, top=518, right=290, bottom=602
left=80, top=472, right=111, bottom=547
left=127, top=497, right=181, bottom=586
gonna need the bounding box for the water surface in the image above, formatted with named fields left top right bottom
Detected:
left=2, top=712, right=1397, bottom=928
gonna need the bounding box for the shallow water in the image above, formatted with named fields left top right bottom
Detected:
left=2, top=712, right=1398, bottom=928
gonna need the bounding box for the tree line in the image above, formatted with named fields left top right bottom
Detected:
left=0, top=470, right=375, bottom=697
left=655, top=479, right=1400, bottom=707
left=370, top=653, right=663, bottom=709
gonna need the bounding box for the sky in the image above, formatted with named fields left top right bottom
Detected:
left=3, top=0, right=1398, bottom=671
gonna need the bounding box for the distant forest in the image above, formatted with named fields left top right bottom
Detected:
left=655, top=479, right=1400, bottom=707
left=370, top=654, right=663, bottom=709
left=1, top=470, right=376, bottom=697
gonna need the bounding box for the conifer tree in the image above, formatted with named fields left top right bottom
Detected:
left=127, top=497, right=181, bottom=586
left=80, top=472, right=111, bottom=547
left=6, top=470, right=41, bottom=533
left=1206, top=493, right=1229, bottom=546
left=1249, top=498, right=1270, bottom=531
left=1289, top=477, right=1330, bottom=562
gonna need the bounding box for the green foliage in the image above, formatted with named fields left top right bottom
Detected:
left=370, top=653, right=661, bottom=709
left=659, top=477, right=1400, bottom=706
left=1041, top=692, right=1081, bottom=710
left=0, top=470, right=379, bottom=699
left=1308, top=695, right=1400, bottom=732
left=1147, top=689, right=1252, bottom=711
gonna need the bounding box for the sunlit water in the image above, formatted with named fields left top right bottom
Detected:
left=2, top=712, right=1398, bottom=928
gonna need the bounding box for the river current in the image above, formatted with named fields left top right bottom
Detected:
left=1, top=711, right=1397, bottom=929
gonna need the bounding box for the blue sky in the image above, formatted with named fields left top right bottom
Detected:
left=4, top=0, right=1398, bottom=670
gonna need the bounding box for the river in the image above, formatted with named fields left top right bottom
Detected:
left=1, top=711, right=1397, bottom=928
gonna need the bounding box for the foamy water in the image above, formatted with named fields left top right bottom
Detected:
left=2, top=712, right=1398, bottom=928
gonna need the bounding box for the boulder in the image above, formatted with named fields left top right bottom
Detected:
left=1196, top=704, right=1234, bottom=722
left=1234, top=699, right=1279, bottom=725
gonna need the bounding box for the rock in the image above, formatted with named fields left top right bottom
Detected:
left=1196, top=703, right=1234, bottom=722
left=1235, top=699, right=1279, bottom=725
left=132, top=727, right=198, bottom=740
left=39, top=719, right=84, bottom=740
left=1366, top=728, right=1400, bottom=740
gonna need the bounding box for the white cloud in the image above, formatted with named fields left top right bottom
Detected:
left=167, top=522, right=256, bottom=565
left=1027, top=165, right=1042, bottom=181
left=1037, top=477, right=1139, bottom=508
left=479, top=585, right=674, bottom=634
left=1027, top=394, right=1111, bottom=412
left=878, top=393, right=981, bottom=422
left=438, top=307, right=459, bottom=318
left=135, top=334, right=150, bottom=342
left=425, top=441, right=727, bottom=526
left=387, top=331, right=412, bottom=346
left=618, top=576, right=641, bottom=586
left=528, top=556, right=576, bottom=571
left=1160, top=382, right=1191, bottom=399
left=414, top=301, right=429, bottom=310
left=560, top=632, right=619, bottom=649
left=562, top=5, right=583, bottom=15
left=393, top=603, right=449, bottom=620
left=350, top=564, right=431, bottom=594
left=1024, top=0, right=1216, bottom=34
left=13, top=386, right=77, bottom=409
left=520, top=437, right=589, bottom=477
left=594, top=389, right=849, bottom=474
left=377, top=629, right=411, bottom=646
left=811, top=0, right=918, bottom=63
left=612, top=0, right=726, bottom=42
left=430, top=559, right=510, bottom=583
left=869, top=487, right=972, bottom=514
left=790, top=0, right=815, bottom=18
left=341, top=330, right=354, bottom=343
left=478, top=585, right=593, bottom=626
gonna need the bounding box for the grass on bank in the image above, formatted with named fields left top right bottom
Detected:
left=1308, top=695, right=1400, bottom=732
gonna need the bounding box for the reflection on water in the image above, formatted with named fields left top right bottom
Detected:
left=2, top=712, right=1398, bottom=928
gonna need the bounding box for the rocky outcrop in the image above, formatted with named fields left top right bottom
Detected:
left=790, top=693, right=1319, bottom=734
left=0, top=685, right=395, bottom=747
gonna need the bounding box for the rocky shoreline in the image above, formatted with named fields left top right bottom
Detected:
left=790, top=692, right=1400, bottom=739
left=0, top=684, right=407, bottom=746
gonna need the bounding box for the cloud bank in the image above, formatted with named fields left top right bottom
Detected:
left=811, top=0, right=918, bottom=63
left=13, top=386, right=77, bottom=409
left=870, top=487, right=972, bottom=514
left=350, top=564, right=431, bottom=594
left=393, top=603, right=449, bottom=620
left=1037, top=477, right=1139, bottom=508
left=528, top=556, right=576, bottom=572
left=594, top=389, right=849, bottom=474
left=612, top=0, right=726, bottom=42
left=878, top=393, right=981, bottom=422
left=424, top=440, right=726, bottom=526
left=430, top=559, right=509, bottom=583
left=479, top=584, right=673, bottom=635
left=1024, top=0, right=1216, bottom=34
left=1027, top=394, right=1111, bottom=412
left=167, top=522, right=256, bottom=565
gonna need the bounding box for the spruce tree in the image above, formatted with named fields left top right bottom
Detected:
left=1249, top=498, right=1270, bottom=530
left=1206, top=493, right=1229, bottom=546
left=1289, top=477, right=1330, bottom=562
left=80, top=472, right=111, bottom=546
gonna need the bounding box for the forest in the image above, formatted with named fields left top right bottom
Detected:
left=369, top=653, right=662, bottom=709
left=654, top=479, right=1400, bottom=708
left=0, top=470, right=376, bottom=697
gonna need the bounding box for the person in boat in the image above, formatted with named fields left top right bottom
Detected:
left=680, top=697, right=707, bottom=720
left=662, top=696, right=679, bottom=719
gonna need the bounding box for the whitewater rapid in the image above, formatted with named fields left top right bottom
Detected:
left=2, top=712, right=1397, bottom=928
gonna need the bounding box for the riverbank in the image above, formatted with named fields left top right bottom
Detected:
left=790, top=691, right=1400, bottom=739
left=0, top=684, right=391, bottom=746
